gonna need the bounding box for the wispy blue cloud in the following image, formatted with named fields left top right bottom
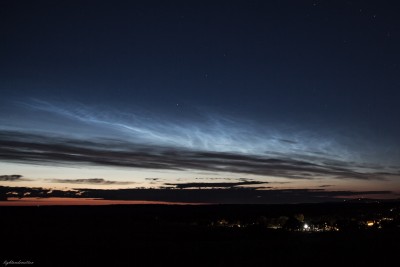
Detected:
left=18, top=99, right=366, bottom=163
left=0, top=130, right=396, bottom=181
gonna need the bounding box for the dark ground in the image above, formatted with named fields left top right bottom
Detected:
left=1, top=204, right=399, bottom=267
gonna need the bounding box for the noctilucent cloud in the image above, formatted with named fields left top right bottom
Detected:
left=1, top=1, right=399, bottom=204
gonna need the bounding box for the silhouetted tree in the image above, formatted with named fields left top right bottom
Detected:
left=284, top=216, right=302, bottom=231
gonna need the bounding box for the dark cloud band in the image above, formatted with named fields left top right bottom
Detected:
left=0, top=131, right=397, bottom=181
left=0, top=175, right=25, bottom=181
left=0, top=186, right=393, bottom=204
left=48, top=178, right=133, bottom=185
left=165, top=181, right=266, bottom=189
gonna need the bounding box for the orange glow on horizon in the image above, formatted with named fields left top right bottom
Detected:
left=0, top=197, right=205, bottom=206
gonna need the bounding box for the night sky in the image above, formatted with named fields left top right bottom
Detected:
left=1, top=0, right=399, bottom=204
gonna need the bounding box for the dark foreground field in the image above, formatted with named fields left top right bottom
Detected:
left=1, top=204, right=399, bottom=266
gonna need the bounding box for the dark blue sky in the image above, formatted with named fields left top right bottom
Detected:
left=0, top=1, right=399, bottom=203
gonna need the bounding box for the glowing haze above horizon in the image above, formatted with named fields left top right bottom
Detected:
left=1, top=0, right=399, bottom=204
